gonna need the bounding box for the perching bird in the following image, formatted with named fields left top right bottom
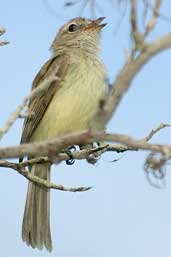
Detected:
left=20, top=17, right=107, bottom=251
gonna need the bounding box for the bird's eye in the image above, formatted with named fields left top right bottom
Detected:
left=68, top=24, right=78, bottom=32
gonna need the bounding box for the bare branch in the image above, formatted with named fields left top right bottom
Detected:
left=0, top=130, right=90, bottom=159
left=0, top=143, right=136, bottom=168
left=18, top=126, right=169, bottom=165
left=144, top=123, right=170, bottom=142
left=144, top=0, right=162, bottom=37
left=0, top=26, right=9, bottom=46
left=0, top=160, right=91, bottom=192
left=0, top=40, right=9, bottom=46
left=0, top=120, right=170, bottom=193
left=91, top=33, right=171, bottom=131
left=130, top=0, right=141, bottom=46
left=143, top=0, right=171, bottom=22
left=0, top=123, right=171, bottom=160
left=0, top=27, right=6, bottom=36
left=89, top=2, right=171, bottom=155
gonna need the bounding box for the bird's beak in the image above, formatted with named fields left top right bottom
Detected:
left=85, top=17, right=107, bottom=31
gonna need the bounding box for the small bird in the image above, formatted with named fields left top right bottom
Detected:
left=21, top=17, right=107, bottom=251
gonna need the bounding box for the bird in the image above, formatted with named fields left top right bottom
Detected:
left=20, top=16, right=107, bottom=251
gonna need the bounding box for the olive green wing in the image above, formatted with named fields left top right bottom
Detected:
left=20, top=55, right=67, bottom=147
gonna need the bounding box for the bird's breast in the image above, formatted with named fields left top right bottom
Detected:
left=31, top=57, right=106, bottom=142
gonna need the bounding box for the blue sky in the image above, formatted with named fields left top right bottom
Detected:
left=1, top=1, right=171, bottom=257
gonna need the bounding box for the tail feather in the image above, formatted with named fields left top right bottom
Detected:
left=22, top=163, right=52, bottom=251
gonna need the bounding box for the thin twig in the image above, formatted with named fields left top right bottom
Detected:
left=0, top=160, right=91, bottom=192
left=0, top=40, right=9, bottom=46
left=143, top=0, right=171, bottom=22
left=0, top=27, right=5, bottom=36
left=0, top=26, right=9, bottom=46
left=144, top=123, right=170, bottom=142
left=130, top=0, right=145, bottom=52
left=144, top=0, right=162, bottom=37
left=0, top=75, right=59, bottom=139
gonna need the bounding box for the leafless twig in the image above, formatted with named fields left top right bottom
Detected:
left=0, top=160, right=91, bottom=192
left=144, top=123, right=170, bottom=142
left=0, top=75, right=59, bottom=139
left=144, top=0, right=161, bottom=37
left=143, top=0, right=171, bottom=22
left=0, top=123, right=170, bottom=160
left=130, top=0, right=144, bottom=49
left=0, top=26, right=9, bottom=46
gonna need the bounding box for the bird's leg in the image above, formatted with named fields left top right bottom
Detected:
left=79, top=142, right=105, bottom=165
left=64, top=145, right=76, bottom=165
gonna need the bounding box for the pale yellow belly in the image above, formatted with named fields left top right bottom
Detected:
left=31, top=61, right=106, bottom=142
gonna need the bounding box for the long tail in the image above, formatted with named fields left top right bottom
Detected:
left=22, top=163, right=52, bottom=251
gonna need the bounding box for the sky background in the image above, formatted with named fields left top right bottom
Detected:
left=1, top=1, right=171, bottom=257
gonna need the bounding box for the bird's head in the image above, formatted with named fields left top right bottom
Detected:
left=51, top=17, right=107, bottom=54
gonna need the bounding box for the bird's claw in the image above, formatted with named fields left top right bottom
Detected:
left=65, top=146, right=76, bottom=165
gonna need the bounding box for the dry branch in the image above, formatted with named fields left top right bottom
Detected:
left=144, top=0, right=161, bottom=37
left=0, top=122, right=170, bottom=191
left=0, top=159, right=91, bottom=192
left=1, top=122, right=169, bottom=165
left=144, top=123, right=170, bottom=142
left=91, top=34, right=171, bottom=131
left=0, top=125, right=170, bottom=160
left=0, top=26, right=9, bottom=46
left=88, top=1, right=171, bottom=133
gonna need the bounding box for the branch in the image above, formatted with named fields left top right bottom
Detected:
left=0, top=122, right=170, bottom=160
left=144, top=123, right=170, bottom=142
left=130, top=0, right=145, bottom=50
left=2, top=122, right=168, bottom=169
left=144, top=0, right=162, bottom=37
left=0, top=26, right=9, bottom=46
left=89, top=1, right=171, bottom=131
left=0, top=143, right=136, bottom=168
left=91, top=33, right=171, bottom=131
left=0, top=160, right=91, bottom=192
left=0, top=122, right=169, bottom=191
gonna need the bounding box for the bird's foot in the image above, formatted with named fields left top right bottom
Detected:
left=65, top=145, right=76, bottom=165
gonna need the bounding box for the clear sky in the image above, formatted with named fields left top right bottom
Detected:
left=1, top=1, right=171, bottom=257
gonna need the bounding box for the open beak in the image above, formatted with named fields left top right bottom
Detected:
left=85, top=17, right=107, bottom=31
left=93, top=17, right=107, bottom=29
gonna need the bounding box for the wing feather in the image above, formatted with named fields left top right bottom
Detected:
left=20, top=55, right=67, bottom=146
